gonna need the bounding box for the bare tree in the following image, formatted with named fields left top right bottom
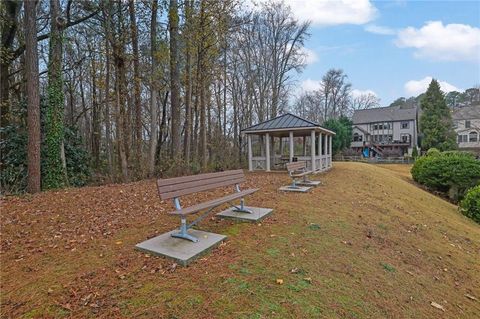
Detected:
left=148, top=0, right=159, bottom=176
left=169, top=0, right=181, bottom=158
left=321, top=69, right=351, bottom=120
left=129, top=0, right=142, bottom=175
left=350, top=93, right=380, bottom=112
left=24, top=0, right=40, bottom=193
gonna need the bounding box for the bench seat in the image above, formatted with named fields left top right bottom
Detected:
left=291, top=170, right=313, bottom=178
left=168, top=188, right=258, bottom=215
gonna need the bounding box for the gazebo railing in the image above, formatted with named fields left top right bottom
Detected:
left=252, top=156, right=266, bottom=170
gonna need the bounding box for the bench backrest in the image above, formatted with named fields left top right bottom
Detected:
left=286, top=161, right=306, bottom=172
left=157, top=169, right=245, bottom=200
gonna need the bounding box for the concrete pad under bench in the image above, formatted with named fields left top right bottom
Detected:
left=296, top=180, right=321, bottom=187
left=216, top=206, right=273, bottom=222
left=278, top=185, right=311, bottom=192
left=135, top=229, right=226, bottom=266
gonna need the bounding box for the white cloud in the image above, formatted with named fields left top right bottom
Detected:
left=404, top=76, right=462, bottom=96
left=351, top=89, right=378, bottom=98
left=395, top=21, right=480, bottom=61
left=299, top=47, right=318, bottom=64
left=301, top=79, right=322, bottom=92
left=364, top=24, right=395, bottom=35
left=281, top=0, right=377, bottom=26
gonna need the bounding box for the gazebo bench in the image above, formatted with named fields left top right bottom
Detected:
left=286, top=161, right=321, bottom=188
left=157, top=169, right=258, bottom=242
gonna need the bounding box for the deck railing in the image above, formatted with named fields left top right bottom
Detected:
left=333, top=155, right=413, bottom=164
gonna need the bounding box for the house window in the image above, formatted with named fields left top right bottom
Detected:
left=401, top=121, right=409, bottom=129
left=353, top=133, right=363, bottom=142
left=466, top=120, right=471, bottom=128
left=469, top=131, right=478, bottom=142
left=458, top=135, right=468, bottom=143
left=401, top=134, right=410, bottom=143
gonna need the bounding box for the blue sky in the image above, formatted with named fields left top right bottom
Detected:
left=286, top=0, right=480, bottom=105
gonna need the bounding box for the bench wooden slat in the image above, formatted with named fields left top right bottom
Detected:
left=168, top=188, right=259, bottom=215
left=157, top=170, right=247, bottom=200
left=291, top=171, right=311, bottom=177
left=158, top=169, right=244, bottom=187
left=286, top=161, right=306, bottom=172
left=158, top=172, right=244, bottom=193
left=159, top=176, right=246, bottom=200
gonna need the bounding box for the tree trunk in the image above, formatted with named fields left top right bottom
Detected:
left=129, top=0, right=142, bottom=176
left=183, top=0, right=193, bottom=162
left=0, top=0, right=22, bottom=132
left=44, top=0, right=68, bottom=189
left=199, top=74, right=207, bottom=168
left=102, top=2, right=113, bottom=176
left=88, top=42, right=100, bottom=168
left=24, top=0, right=41, bottom=193
left=169, top=0, right=181, bottom=158
left=148, top=0, right=159, bottom=176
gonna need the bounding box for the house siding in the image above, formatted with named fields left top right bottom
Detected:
left=454, top=118, right=480, bottom=154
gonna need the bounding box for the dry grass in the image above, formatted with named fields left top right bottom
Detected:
left=1, top=162, right=479, bottom=318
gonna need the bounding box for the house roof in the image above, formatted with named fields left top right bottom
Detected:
left=352, top=105, right=417, bottom=124
left=353, top=125, right=370, bottom=135
left=242, top=113, right=335, bottom=135
left=452, top=105, right=480, bottom=120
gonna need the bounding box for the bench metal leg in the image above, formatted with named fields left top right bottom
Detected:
left=171, top=217, right=199, bottom=243
left=232, top=198, right=253, bottom=214
left=288, top=178, right=300, bottom=189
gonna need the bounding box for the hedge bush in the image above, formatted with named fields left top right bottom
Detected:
left=460, top=185, right=480, bottom=223
left=426, top=148, right=440, bottom=157
left=411, top=151, right=480, bottom=201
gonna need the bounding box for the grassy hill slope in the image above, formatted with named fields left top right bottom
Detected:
left=1, top=162, right=479, bottom=318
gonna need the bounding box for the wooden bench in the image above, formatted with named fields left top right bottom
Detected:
left=157, top=169, right=258, bottom=242
left=286, top=161, right=319, bottom=188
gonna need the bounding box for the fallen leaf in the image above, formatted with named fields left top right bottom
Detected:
left=276, top=279, right=284, bottom=285
left=430, top=301, right=445, bottom=312
left=465, top=294, right=477, bottom=301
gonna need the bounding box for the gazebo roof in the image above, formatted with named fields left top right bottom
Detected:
left=242, top=113, right=335, bottom=135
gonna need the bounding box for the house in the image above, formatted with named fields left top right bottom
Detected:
left=453, top=105, right=480, bottom=155
left=350, top=104, right=419, bottom=157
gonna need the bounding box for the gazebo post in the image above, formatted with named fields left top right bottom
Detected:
left=318, top=132, right=323, bottom=171
left=265, top=133, right=270, bottom=171
left=247, top=134, right=253, bottom=171
left=289, top=131, right=294, bottom=162
left=329, top=135, right=333, bottom=167
left=311, top=130, right=316, bottom=171
left=279, top=137, right=283, bottom=157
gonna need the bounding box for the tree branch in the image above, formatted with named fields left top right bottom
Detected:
left=12, top=10, right=99, bottom=60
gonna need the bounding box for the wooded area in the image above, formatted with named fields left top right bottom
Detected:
left=2, top=0, right=478, bottom=194
left=2, top=0, right=320, bottom=193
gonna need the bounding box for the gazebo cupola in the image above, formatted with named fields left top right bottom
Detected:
left=241, top=113, right=335, bottom=172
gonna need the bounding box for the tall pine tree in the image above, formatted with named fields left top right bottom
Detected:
left=419, top=79, right=457, bottom=151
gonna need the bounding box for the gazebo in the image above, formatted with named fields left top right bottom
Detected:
left=242, top=113, right=335, bottom=172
